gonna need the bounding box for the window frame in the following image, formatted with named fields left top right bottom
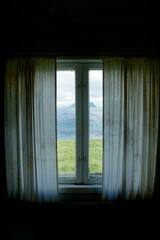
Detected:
left=57, top=59, right=103, bottom=186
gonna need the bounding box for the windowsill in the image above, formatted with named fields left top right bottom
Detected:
left=59, top=184, right=102, bottom=194
left=59, top=184, right=102, bottom=202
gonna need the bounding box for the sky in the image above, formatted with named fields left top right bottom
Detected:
left=57, top=70, right=103, bottom=108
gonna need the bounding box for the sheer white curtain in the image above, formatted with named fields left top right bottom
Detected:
left=5, top=57, right=58, bottom=202
left=103, top=57, right=159, bottom=200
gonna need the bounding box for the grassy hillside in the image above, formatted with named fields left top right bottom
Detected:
left=58, top=139, right=102, bottom=175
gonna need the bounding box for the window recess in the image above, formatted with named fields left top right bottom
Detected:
left=57, top=60, right=103, bottom=185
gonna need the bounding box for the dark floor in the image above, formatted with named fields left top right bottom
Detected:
left=1, top=198, right=159, bottom=239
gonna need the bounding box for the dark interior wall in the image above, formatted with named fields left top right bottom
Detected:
left=1, top=2, right=160, bottom=238
left=0, top=58, right=6, bottom=202
left=1, top=0, right=160, bottom=55
left=2, top=20, right=160, bottom=55
left=1, top=0, right=160, bottom=202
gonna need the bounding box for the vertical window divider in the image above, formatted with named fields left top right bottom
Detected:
left=76, top=63, right=83, bottom=183
left=83, top=64, right=89, bottom=184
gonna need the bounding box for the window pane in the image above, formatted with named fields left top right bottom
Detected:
left=57, top=71, right=76, bottom=175
left=89, top=70, right=103, bottom=174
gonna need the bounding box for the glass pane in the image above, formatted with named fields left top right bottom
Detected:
left=89, top=70, right=103, bottom=174
left=57, top=71, right=76, bottom=175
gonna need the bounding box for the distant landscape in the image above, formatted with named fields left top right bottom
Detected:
left=70, top=102, right=96, bottom=108
left=57, top=103, right=102, bottom=140
left=58, top=139, right=102, bottom=175
left=57, top=103, right=103, bottom=174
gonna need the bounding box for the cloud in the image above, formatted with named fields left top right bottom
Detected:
left=64, top=92, right=74, bottom=100
left=89, top=70, right=103, bottom=107
left=57, top=70, right=103, bottom=107
left=57, top=71, right=75, bottom=106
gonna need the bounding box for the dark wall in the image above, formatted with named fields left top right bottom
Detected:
left=1, top=0, right=160, bottom=203
left=1, top=3, right=160, bottom=239
left=2, top=20, right=160, bottom=56
left=0, top=56, right=7, bottom=202
left=1, top=0, right=160, bottom=55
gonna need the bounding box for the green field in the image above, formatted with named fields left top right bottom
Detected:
left=57, top=139, right=102, bottom=175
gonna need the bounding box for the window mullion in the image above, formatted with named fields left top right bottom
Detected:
left=83, top=65, right=89, bottom=184
left=76, top=64, right=83, bottom=183
left=76, top=64, right=89, bottom=184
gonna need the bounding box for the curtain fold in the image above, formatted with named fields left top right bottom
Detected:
left=5, top=57, right=58, bottom=202
left=103, top=57, right=159, bottom=200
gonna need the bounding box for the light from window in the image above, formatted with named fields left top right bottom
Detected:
left=89, top=70, right=103, bottom=175
left=57, top=71, right=76, bottom=175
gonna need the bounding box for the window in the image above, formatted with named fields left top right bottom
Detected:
left=57, top=60, right=103, bottom=185
left=5, top=56, right=159, bottom=202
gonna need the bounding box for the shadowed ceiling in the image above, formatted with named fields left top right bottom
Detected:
left=1, top=0, right=160, bottom=55
left=3, top=0, right=159, bottom=24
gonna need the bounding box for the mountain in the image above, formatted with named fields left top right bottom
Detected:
left=90, top=102, right=96, bottom=108
left=70, top=102, right=96, bottom=108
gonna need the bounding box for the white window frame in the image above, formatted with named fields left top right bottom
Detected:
left=57, top=59, right=103, bottom=187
